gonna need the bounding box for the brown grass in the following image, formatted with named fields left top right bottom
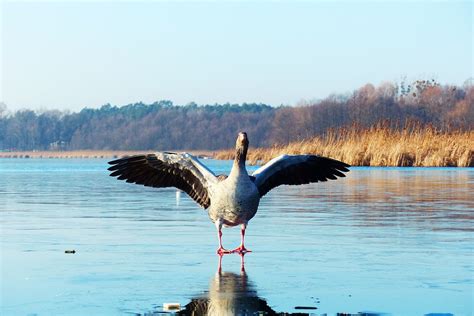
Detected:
left=214, top=126, right=474, bottom=167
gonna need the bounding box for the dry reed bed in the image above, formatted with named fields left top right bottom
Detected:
left=2, top=128, right=472, bottom=167
left=214, top=127, right=474, bottom=167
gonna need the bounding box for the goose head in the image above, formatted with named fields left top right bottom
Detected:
left=235, top=132, right=249, bottom=165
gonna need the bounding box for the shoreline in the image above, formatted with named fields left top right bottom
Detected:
left=2, top=149, right=472, bottom=168
left=0, top=150, right=215, bottom=159
left=2, top=126, right=473, bottom=168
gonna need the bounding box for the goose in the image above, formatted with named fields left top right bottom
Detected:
left=108, top=132, right=350, bottom=254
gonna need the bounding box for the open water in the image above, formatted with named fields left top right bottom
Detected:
left=1, top=159, right=473, bottom=315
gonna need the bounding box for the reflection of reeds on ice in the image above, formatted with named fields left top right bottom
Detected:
left=215, top=125, right=474, bottom=167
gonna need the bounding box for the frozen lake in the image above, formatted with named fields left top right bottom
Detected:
left=1, top=159, right=473, bottom=315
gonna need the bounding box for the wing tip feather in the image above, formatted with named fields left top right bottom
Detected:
left=107, top=152, right=212, bottom=209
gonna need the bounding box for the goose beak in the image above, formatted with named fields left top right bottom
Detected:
left=236, top=132, right=249, bottom=149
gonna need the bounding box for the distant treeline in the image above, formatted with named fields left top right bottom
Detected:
left=0, top=80, right=472, bottom=151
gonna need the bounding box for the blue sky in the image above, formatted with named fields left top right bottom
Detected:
left=1, top=1, right=472, bottom=111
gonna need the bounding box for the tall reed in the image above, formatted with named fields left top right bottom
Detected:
left=214, top=125, right=474, bottom=167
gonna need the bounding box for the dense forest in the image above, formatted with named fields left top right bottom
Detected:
left=0, top=80, right=472, bottom=151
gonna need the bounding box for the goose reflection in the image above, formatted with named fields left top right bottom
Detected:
left=178, top=254, right=277, bottom=316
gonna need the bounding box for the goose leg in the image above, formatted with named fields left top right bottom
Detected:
left=216, top=220, right=231, bottom=255
left=232, top=223, right=251, bottom=254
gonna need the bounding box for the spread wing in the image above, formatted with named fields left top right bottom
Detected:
left=108, top=152, right=218, bottom=208
left=251, top=154, right=350, bottom=197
